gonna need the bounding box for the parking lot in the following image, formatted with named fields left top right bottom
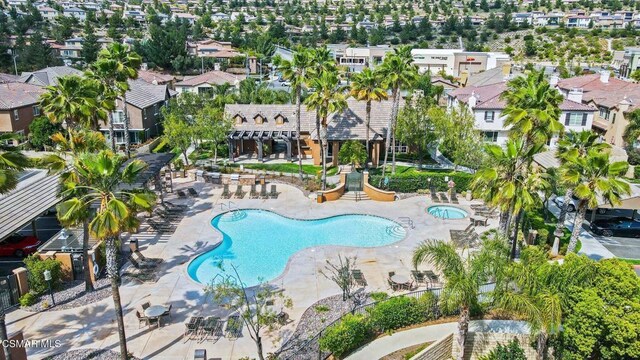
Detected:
left=575, top=208, right=640, bottom=259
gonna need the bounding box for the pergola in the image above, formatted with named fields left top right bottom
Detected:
left=228, top=130, right=299, bottom=162
left=118, top=152, right=175, bottom=203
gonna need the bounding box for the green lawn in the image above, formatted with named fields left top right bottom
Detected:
left=619, top=258, right=640, bottom=265
left=230, top=163, right=338, bottom=176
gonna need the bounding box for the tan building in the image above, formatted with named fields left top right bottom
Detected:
left=0, top=82, right=46, bottom=138
left=556, top=72, right=640, bottom=146
left=225, top=99, right=398, bottom=167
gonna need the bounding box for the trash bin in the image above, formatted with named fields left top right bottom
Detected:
left=129, top=238, right=139, bottom=253
left=194, top=349, right=206, bottom=360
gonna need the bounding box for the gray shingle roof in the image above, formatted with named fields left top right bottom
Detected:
left=20, top=66, right=82, bottom=86
left=125, top=79, right=169, bottom=109
left=176, top=70, right=245, bottom=87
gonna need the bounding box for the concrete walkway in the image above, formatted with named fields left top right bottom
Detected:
left=345, top=322, right=457, bottom=360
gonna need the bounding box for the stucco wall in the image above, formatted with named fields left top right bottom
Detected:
left=451, top=321, right=537, bottom=360
left=411, top=333, right=453, bottom=360
left=319, top=182, right=345, bottom=201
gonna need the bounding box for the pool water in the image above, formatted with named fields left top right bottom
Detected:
left=427, top=205, right=468, bottom=219
left=187, top=209, right=406, bottom=287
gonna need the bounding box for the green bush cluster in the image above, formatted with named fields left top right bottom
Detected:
left=18, top=292, right=38, bottom=307
left=479, top=338, right=527, bottom=360
left=319, top=293, right=440, bottom=358
left=23, top=255, right=63, bottom=295
left=634, top=166, right=640, bottom=179
left=370, top=171, right=474, bottom=193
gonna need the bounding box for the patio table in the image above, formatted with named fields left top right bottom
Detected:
left=391, top=274, right=411, bottom=290
left=145, top=305, right=167, bottom=327
left=471, top=216, right=488, bottom=226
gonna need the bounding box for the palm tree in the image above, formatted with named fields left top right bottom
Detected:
left=349, top=67, right=388, bottom=164
left=40, top=75, right=107, bottom=131
left=211, top=83, right=237, bottom=109
left=413, top=238, right=509, bottom=360
left=0, top=133, right=30, bottom=194
left=554, top=131, right=606, bottom=237
left=623, top=108, right=640, bottom=147
left=500, top=69, right=564, bottom=149
left=274, top=47, right=314, bottom=181
left=377, top=45, right=418, bottom=174
left=57, top=150, right=156, bottom=359
left=561, top=146, right=631, bottom=253
left=43, top=129, right=108, bottom=292
left=91, top=43, right=142, bottom=157
left=308, top=47, right=338, bottom=171
left=304, top=70, right=347, bottom=189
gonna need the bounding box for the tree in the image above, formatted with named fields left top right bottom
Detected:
left=560, top=146, right=630, bottom=253
left=162, top=111, right=192, bottom=165
left=304, top=70, right=347, bottom=189
left=320, top=255, right=358, bottom=301
left=274, top=48, right=313, bottom=181
left=193, top=103, right=232, bottom=163
left=40, top=75, right=107, bottom=131
left=204, top=265, right=292, bottom=360
left=349, top=67, right=388, bottom=163
left=623, top=108, right=640, bottom=147
left=82, top=20, right=100, bottom=64
left=56, top=150, right=155, bottom=360
left=28, top=117, right=63, bottom=150
left=141, top=20, right=188, bottom=70
left=338, top=140, right=367, bottom=170
left=431, top=106, right=485, bottom=169
left=0, top=133, right=30, bottom=193
left=413, top=238, right=509, bottom=360
left=630, top=69, right=640, bottom=82
left=378, top=46, right=418, bottom=175
left=396, top=95, right=437, bottom=163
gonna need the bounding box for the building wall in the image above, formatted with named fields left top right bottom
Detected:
left=602, top=107, right=628, bottom=146
left=451, top=331, right=537, bottom=359
left=0, top=105, right=38, bottom=135
left=411, top=333, right=453, bottom=360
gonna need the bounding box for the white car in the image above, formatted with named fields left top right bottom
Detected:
left=554, top=195, right=606, bottom=214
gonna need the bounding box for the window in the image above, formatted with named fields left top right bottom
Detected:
left=143, top=108, right=147, bottom=119
left=254, top=115, right=265, bottom=124
left=612, top=113, right=616, bottom=124
left=32, top=106, right=40, bottom=116
left=484, top=111, right=495, bottom=123
left=13, top=110, right=19, bottom=121
left=564, top=113, right=588, bottom=126
left=275, top=114, right=287, bottom=125
left=393, top=140, right=409, bottom=154
left=234, top=115, right=245, bottom=125
left=599, top=106, right=610, bottom=119
left=112, top=110, right=125, bottom=124
left=484, top=131, right=499, bottom=142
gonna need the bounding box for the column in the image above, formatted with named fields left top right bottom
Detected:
left=154, top=173, right=164, bottom=205
left=285, top=140, right=292, bottom=161
left=332, top=142, right=339, bottom=166
left=228, top=139, right=235, bottom=162
left=257, top=139, right=264, bottom=162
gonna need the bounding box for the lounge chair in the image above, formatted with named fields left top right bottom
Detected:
left=202, top=317, right=223, bottom=341
left=259, top=184, right=268, bottom=199
left=351, top=269, right=367, bottom=286
left=430, top=189, right=440, bottom=203
left=233, top=185, right=245, bottom=199
left=411, top=270, right=426, bottom=284
left=220, top=184, right=231, bottom=199
left=249, top=184, right=258, bottom=199
left=177, top=190, right=187, bottom=198
left=439, top=192, right=448, bottom=203
left=188, top=187, right=198, bottom=196
left=423, top=270, right=439, bottom=287
left=451, top=189, right=459, bottom=204
left=225, top=315, right=243, bottom=338
left=128, top=255, right=155, bottom=269
left=269, top=184, right=278, bottom=199
left=185, top=316, right=204, bottom=339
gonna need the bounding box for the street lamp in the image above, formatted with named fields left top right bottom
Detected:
left=43, top=270, right=55, bottom=306
left=5, top=49, right=17, bottom=76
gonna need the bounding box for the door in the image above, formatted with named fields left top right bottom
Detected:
left=345, top=171, right=363, bottom=192
left=72, top=253, right=84, bottom=280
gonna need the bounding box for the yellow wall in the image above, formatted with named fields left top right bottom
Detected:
left=319, top=183, right=345, bottom=201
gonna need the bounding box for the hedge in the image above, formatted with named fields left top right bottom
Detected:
left=23, top=255, right=63, bottom=295
left=318, top=314, right=373, bottom=359
left=370, top=171, right=474, bottom=193
left=367, top=296, right=430, bottom=332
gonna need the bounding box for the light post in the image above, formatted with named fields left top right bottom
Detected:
left=5, top=49, right=17, bottom=76
left=43, top=270, right=55, bottom=306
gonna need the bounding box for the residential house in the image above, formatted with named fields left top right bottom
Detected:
left=328, top=45, right=394, bottom=73
left=137, top=70, right=176, bottom=88
left=0, top=82, right=46, bottom=137
left=62, top=7, right=86, bottom=21
left=448, top=81, right=595, bottom=147
left=411, top=49, right=510, bottom=77
left=100, top=79, right=173, bottom=145
left=37, top=6, right=59, bottom=21
left=566, top=15, right=591, bottom=28
left=20, top=66, right=82, bottom=86
left=174, top=70, right=245, bottom=94
left=224, top=99, right=396, bottom=166
left=556, top=71, right=640, bottom=146
left=52, top=38, right=83, bottom=59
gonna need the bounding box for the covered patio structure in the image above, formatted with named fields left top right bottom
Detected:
left=228, top=130, right=298, bottom=163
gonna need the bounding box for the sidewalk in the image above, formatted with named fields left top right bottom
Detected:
left=345, top=322, right=457, bottom=360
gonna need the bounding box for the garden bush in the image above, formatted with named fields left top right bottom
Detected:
left=19, top=292, right=38, bottom=307
left=23, top=255, right=63, bottom=295
left=370, top=171, right=474, bottom=193
left=479, top=338, right=527, bottom=360
left=367, top=296, right=429, bottom=332
left=318, top=314, right=372, bottom=359
left=634, top=166, right=640, bottom=179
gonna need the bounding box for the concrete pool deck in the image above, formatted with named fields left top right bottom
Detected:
left=8, top=179, right=497, bottom=359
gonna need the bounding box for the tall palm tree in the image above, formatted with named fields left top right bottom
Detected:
left=623, top=108, right=640, bottom=147
left=40, top=75, right=107, bottom=131
left=349, top=67, right=388, bottom=164
left=43, top=129, right=108, bottom=292
left=91, top=43, right=142, bottom=158
left=413, top=238, right=509, bottom=360
left=57, top=150, right=155, bottom=359
left=308, top=47, right=338, bottom=172
left=554, top=131, right=607, bottom=237
left=274, top=48, right=314, bottom=181
left=561, top=146, right=630, bottom=253
left=305, top=70, right=347, bottom=189
left=500, top=69, right=564, bottom=150
left=377, top=45, right=417, bottom=174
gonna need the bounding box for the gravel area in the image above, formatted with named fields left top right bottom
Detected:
left=44, top=349, right=139, bottom=360
left=23, top=277, right=111, bottom=312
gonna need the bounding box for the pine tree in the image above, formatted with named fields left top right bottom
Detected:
left=82, top=21, right=100, bottom=65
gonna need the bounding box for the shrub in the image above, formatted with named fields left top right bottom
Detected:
left=370, top=171, right=474, bottom=193
left=479, top=338, right=527, bottom=360
left=23, top=256, right=63, bottom=295
left=418, top=292, right=439, bottom=318
left=319, top=314, right=372, bottom=359
left=634, top=166, right=640, bottom=179
left=369, top=291, right=389, bottom=302
left=367, top=296, right=429, bottom=332
left=19, top=292, right=38, bottom=307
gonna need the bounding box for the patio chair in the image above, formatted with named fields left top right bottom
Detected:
left=387, top=271, right=397, bottom=290
left=185, top=316, right=204, bottom=339
left=161, top=304, right=172, bottom=321
left=225, top=315, right=243, bottom=338
left=220, top=184, right=231, bottom=199
left=188, top=187, right=198, bottom=196
left=136, top=311, right=152, bottom=328
left=249, top=184, right=258, bottom=199
left=259, top=184, right=268, bottom=199
left=451, top=189, right=459, bottom=204
left=411, top=270, right=426, bottom=284
left=351, top=269, right=367, bottom=286
left=141, top=301, right=151, bottom=311
left=177, top=190, right=187, bottom=198
left=439, top=192, right=449, bottom=203
left=431, top=191, right=440, bottom=203
left=423, top=270, right=440, bottom=287
left=202, top=317, right=223, bottom=341
left=233, top=185, right=245, bottom=199
left=269, top=184, right=278, bottom=199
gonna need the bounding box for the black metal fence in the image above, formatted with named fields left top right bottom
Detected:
left=0, top=274, right=19, bottom=310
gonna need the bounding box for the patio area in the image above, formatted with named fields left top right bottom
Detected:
left=8, top=177, right=497, bottom=360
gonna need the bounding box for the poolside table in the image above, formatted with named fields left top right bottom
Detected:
left=391, top=274, right=411, bottom=290
left=145, top=305, right=167, bottom=327
left=471, top=216, right=488, bottom=226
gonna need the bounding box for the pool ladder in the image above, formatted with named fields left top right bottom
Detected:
left=220, top=201, right=237, bottom=212
left=397, top=216, right=415, bottom=229
left=434, top=208, right=449, bottom=219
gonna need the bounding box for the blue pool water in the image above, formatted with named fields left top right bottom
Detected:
left=187, top=209, right=406, bottom=287
left=427, top=205, right=468, bottom=219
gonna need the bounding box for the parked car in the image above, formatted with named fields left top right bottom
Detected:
left=0, top=234, right=41, bottom=257
left=590, top=217, right=640, bottom=237
left=553, top=195, right=607, bottom=214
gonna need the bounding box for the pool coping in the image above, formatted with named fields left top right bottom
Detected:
left=426, top=205, right=470, bottom=220
left=183, top=208, right=410, bottom=289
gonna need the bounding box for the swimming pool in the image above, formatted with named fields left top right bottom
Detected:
left=427, top=205, right=468, bottom=219
left=187, top=209, right=406, bottom=287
